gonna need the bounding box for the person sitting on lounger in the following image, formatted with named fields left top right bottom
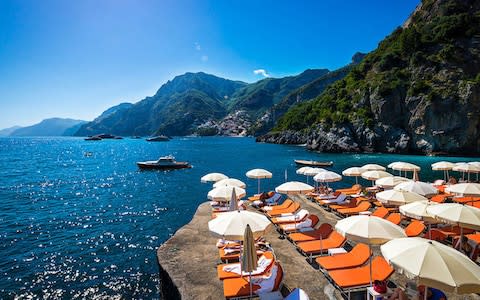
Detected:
left=388, top=286, right=446, bottom=300
left=455, top=235, right=473, bottom=256
left=448, top=176, right=458, bottom=185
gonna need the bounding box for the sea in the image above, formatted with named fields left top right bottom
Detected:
left=0, top=136, right=475, bottom=299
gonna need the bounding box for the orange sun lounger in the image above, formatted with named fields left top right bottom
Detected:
left=385, top=213, right=402, bottom=225
left=296, top=231, right=346, bottom=257
left=371, top=207, right=389, bottom=218
left=217, top=252, right=275, bottom=280
left=404, top=220, right=426, bottom=237
left=219, top=246, right=265, bottom=263
left=336, top=184, right=362, bottom=195
left=266, top=202, right=301, bottom=217
left=287, top=223, right=333, bottom=243
left=261, top=199, right=293, bottom=212
left=270, top=209, right=309, bottom=224
left=316, top=243, right=370, bottom=271
left=279, top=215, right=320, bottom=233
left=223, top=263, right=283, bottom=299
left=336, top=201, right=372, bottom=217
left=327, top=198, right=362, bottom=211
left=327, top=256, right=394, bottom=293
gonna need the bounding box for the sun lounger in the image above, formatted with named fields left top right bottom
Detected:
left=219, top=246, right=266, bottom=263
left=217, top=252, right=275, bottom=280
left=467, top=201, right=480, bottom=209
left=327, top=197, right=367, bottom=211
left=266, top=202, right=301, bottom=217
left=404, top=220, right=425, bottom=237
left=430, top=193, right=452, bottom=203
left=287, top=223, right=333, bottom=244
left=424, top=229, right=448, bottom=242
left=279, top=215, right=319, bottom=233
left=336, top=201, right=372, bottom=217
left=315, top=243, right=370, bottom=271
left=296, top=231, right=347, bottom=258
left=316, top=193, right=347, bottom=205
left=327, top=256, right=394, bottom=296
left=261, top=199, right=293, bottom=212
left=453, top=196, right=480, bottom=204
left=223, top=263, right=283, bottom=299
left=248, top=191, right=275, bottom=201
left=271, top=209, right=309, bottom=224
left=435, top=225, right=475, bottom=237
left=336, top=184, right=362, bottom=195
left=371, top=207, right=389, bottom=218
left=385, top=213, right=402, bottom=225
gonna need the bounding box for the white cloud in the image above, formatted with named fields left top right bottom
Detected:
left=253, top=69, right=270, bottom=77
left=201, top=55, right=209, bottom=62
left=194, top=42, right=201, bottom=51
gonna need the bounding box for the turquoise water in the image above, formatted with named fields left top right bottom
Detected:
left=0, top=136, right=474, bottom=298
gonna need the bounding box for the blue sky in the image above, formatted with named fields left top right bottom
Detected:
left=0, top=0, right=419, bottom=128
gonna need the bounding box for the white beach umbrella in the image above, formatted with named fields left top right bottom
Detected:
left=468, top=161, right=480, bottom=167
left=361, top=164, right=386, bottom=171
left=432, top=161, right=455, bottom=181
left=208, top=210, right=271, bottom=240
left=228, top=189, right=238, bottom=211
left=303, top=167, right=326, bottom=176
left=399, top=201, right=438, bottom=223
left=375, top=176, right=411, bottom=189
left=394, top=181, right=438, bottom=198
left=426, top=203, right=480, bottom=231
left=275, top=181, right=314, bottom=195
left=389, top=162, right=421, bottom=171
left=335, top=215, right=407, bottom=286
left=201, top=172, right=228, bottom=183
left=361, top=170, right=392, bottom=186
left=313, top=171, right=342, bottom=183
left=214, top=178, right=246, bottom=189
left=445, top=183, right=480, bottom=197
left=296, top=167, right=313, bottom=175
left=453, top=163, right=480, bottom=182
left=246, top=168, right=272, bottom=194
left=376, top=189, right=428, bottom=206
left=296, top=167, right=314, bottom=184
left=342, top=167, right=365, bottom=184
left=381, top=237, right=480, bottom=294
left=208, top=186, right=246, bottom=202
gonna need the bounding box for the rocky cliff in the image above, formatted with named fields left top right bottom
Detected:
left=259, top=0, right=480, bottom=155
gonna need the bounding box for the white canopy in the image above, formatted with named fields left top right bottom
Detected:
left=275, top=181, right=314, bottom=194
left=376, top=189, right=428, bottom=206
left=361, top=164, right=386, bottom=171
left=201, top=173, right=228, bottom=183
left=313, top=171, right=342, bottom=183
left=394, top=181, right=438, bottom=198
left=208, top=186, right=246, bottom=201
left=208, top=210, right=271, bottom=240
left=213, top=178, right=247, bottom=189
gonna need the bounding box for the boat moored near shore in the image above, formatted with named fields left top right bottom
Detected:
left=294, top=159, right=333, bottom=167
left=137, top=155, right=191, bottom=170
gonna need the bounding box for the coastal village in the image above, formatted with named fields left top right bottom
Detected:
left=158, top=162, right=480, bottom=299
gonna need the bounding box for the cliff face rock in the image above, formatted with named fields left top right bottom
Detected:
left=265, top=0, right=480, bottom=155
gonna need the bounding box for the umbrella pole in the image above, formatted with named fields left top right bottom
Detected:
left=257, top=179, right=260, bottom=194
left=369, top=245, right=373, bottom=287
left=424, top=285, right=428, bottom=300
left=249, top=272, right=253, bottom=299
left=355, top=176, right=358, bottom=184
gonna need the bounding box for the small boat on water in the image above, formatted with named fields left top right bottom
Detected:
left=294, top=159, right=333, bottom=167
left=85, top=136, right=102, bottom=141
left=146, top=135, right=170, bottom=142
left=137, top=155, right=191, bottom=170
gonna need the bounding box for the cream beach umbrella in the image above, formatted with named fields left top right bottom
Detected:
left=208, top=210, right=271, bottom=240
left=214, top=178, right=246, bottom=189
left=394, top=181, right=438, bottom=198
left=201, top=172, right=228, bottom=183
left=335, top=215, right=407, bottom=286
left=389, top=162, right=421, bottom=177
left=361, top=170, right=393, bottom=186
left=445, top=182, right=480, bottom=197
left=432, top=161, right=455, bottom=181
left=296, top=167, right=315, bottom=184
left=275, top=181, right=314, bottom=195
left=362, top=164, right=386, bottom=171
left=381, top=237, right=480, bottom=294
left=208, top=186, right=246, bottom=202
left=242, top=224, right=258, bottom=298
left=314, top=171, right=342, bottom=191
left=376, top=189, right=428, bottom=206
left=453, top=163, right=480, bottom=182
left=399, top=201, right=438, bottom=223
left=303, top=167, right=326, bottom=176
left=469, top=162, right=480, bottom=181
left=426, top=203, right=480, bottom=231
left=246, top=168, right=272, bottom=194
left=375, top=176, right=411, bottom=189
left=342, top=167, right=365, bottom=184
left=399, top=200, right=439, bottom=239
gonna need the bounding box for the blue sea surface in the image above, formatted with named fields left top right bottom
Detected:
left=0, top=136, right=475, bottom=298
